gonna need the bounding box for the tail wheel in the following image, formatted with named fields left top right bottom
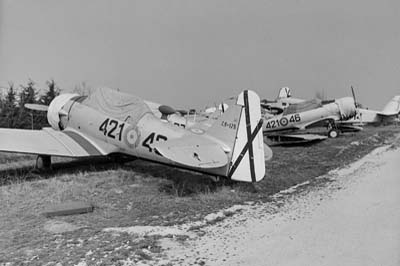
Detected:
left=36, top=155, right=51, bottom=170
left=328, top=129, right=339, bottom=138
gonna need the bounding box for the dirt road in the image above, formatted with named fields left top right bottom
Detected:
left=162, top=145, right=400, bottom=266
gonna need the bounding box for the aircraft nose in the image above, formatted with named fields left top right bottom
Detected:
left=335, top=97, right=356, bottom=120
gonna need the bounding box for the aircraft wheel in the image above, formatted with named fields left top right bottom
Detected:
left=36, top=155, right=51, bottom=170
left=328, top=129, right=339, bottom=138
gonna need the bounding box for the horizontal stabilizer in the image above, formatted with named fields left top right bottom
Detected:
left=153, top=135, right=228, bottom=169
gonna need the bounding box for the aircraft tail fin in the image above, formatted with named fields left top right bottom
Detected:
left=278, top=87, right=291, bottom=99
left=206, top=90, right=271, bottom=182
left=380, top=96, right=400, bottom=116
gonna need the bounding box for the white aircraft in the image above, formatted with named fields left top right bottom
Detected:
left=2, top=88, right=271, bottom=183
left=144, top=98, right=233, bottom=131
left=263, top=86, right=400, bottom=127
left=262, top=96, right=357, bottom=144
left=339, top=95, right=400, bottom=125
left=261, top=87, right=305, bottom=115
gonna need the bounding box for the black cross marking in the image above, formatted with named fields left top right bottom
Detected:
left=228, top=90, right=263, bottom=182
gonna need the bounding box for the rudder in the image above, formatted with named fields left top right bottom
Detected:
left=278, top=87, right=291, bottom=99
left=207, top=90, right=271, bottom=182
left=381, top=95, right=400, bottom=115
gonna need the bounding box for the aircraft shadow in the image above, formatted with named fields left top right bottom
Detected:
left=0, top=156, right=237, bottom=196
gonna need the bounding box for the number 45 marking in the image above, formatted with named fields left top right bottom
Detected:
left=142, top=132, right=167, bottom=154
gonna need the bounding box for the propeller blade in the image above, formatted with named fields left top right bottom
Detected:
left=350, top=86, right=361, bottom=119
left=351, top=86, right=357, bottom=107
left=24, top=103, right=49, bottom=112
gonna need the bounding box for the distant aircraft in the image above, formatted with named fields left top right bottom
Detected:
left=261, top=87, right=305, bottom=115
left=339, top=95, right=400, bottom=126
left=264, top=86, right=400, bottom=127
left=2, top=88, right=271, bottom=183
left=262, top=96, right=357, bottom=144
left=143, top=98, right=233, bottom=132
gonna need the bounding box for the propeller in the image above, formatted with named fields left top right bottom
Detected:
left=350, top=86, right=363, bottom=108
left=350, top=86, right=363, bottom=122
left=24, top=103, right=49, bottom=112
left=351, top=86, right=357, bottom=106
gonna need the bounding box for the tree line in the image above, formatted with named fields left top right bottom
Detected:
left=0, top=80, right=60, bottom=129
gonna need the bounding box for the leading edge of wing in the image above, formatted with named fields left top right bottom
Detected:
left=152, top=135, right=228, bottom=169
left=266, top=133, right=327, bottom=146
left=282, top=133, right=328, bottom=141
left=377, top=111, right=399, bottom=117
left=0, top=127, right=116, bottom=157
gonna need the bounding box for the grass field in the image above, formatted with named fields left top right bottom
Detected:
left=0, top=126, right=399, bottom=265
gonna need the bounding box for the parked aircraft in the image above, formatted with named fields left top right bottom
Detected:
left=262, top=96, right=357, bottom=144
left=143, top=101, right=211, bottom=130
left=143, top=97, right=234, bottom=131
left=261, top=87, right=305, bottom=115
left=2, top=88, right=271, bottom=183
left=339, top=95, right=400, bottom=126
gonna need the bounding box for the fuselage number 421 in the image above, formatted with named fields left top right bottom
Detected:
left=99, top=118, right=125, bottom=141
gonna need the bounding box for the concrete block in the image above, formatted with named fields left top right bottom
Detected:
left=43, top=201, right=94, bottom=217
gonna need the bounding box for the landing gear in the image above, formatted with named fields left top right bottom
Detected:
left=208, top=176, right=220, bottom=183
left=327, top=120, right=340, bottom=138
left=328, top=129, right=340, bottom=138
left=36, top=155, right=51, bottom=170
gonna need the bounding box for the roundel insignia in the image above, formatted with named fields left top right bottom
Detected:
left=280, top=117, right=288, bottom=126
left=190, top=128, right=205, bottom=134
left=124, top=126, right=140, bottom=148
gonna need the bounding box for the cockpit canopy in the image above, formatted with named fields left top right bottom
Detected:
left=83, top=87, right=152, bottom=125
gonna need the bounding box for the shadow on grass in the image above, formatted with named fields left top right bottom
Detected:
left=0, top=154, right=241, bottom=197
left=1, top=126, right=398, bottom=197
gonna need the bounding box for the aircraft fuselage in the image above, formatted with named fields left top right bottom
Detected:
left=263, top=97, right=356, bottom=133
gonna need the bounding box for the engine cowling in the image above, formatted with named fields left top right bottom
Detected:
left=47, top=93, right=79, bottom=130
left=335, top=97, right=356, bottom=120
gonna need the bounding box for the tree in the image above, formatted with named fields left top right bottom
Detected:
left=40, top=79, right=60, bottom=105
left=0, top=83, right=18, bottom=128
left=16, top=80, right=39, bottom=129
left=0, top=79, right=62, bottom=129
left=73, top=81, right=93, bottom=96
left=35, top=79, right=61, bottom=128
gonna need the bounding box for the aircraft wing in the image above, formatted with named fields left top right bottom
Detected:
left=377, top=112, right=398, bottom=117
left=336, top=124, right=363, bottom=132
left=0, top=127, right=118, bottom=157
left=152, top=135, right=228, bottom=169
left=266, top=133, right=327, bottom=146
left=302, top=116, right=338, bottom=129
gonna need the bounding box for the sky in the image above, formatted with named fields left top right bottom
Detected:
left=0, top=0, right=399, bottom=109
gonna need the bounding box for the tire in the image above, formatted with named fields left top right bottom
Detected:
left=328, top=129, right=339, bottom=138
left=36, top=155, right=51, bottom=170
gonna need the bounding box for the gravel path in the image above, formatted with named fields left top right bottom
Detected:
left=161, top=145, right=400, bottom=266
